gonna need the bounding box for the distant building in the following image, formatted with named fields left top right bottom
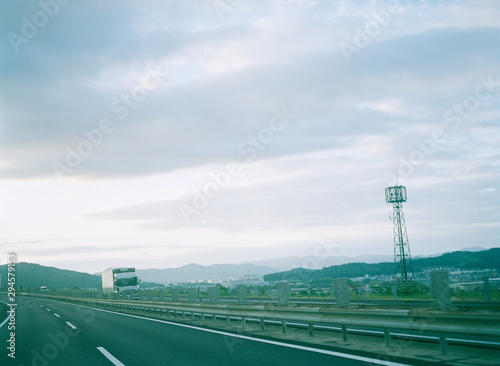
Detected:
left=225, top=275, right=264, bottom=289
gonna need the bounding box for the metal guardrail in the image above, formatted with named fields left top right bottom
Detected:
left=22, top=293, right=500, bottom=356
left=16, top=290, right=499, bottom=310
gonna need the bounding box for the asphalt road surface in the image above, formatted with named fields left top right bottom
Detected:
left=0, top=295, right=415, bottom=366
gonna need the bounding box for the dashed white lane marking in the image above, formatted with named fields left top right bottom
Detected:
left=66, top=321, right=77, bottom=330
left=54, top=313, right=60, bottom=318
left=46, top=308, right=51, bottom=311
left=97, top=347, right=126, bottom=366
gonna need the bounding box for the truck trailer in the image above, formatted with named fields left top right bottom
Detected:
left=101, top=268, right=140, bottom=297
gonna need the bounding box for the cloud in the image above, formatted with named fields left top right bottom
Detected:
left=2, top=24, right=498, bottom=180
left=0, top=1, right=498, bottom=272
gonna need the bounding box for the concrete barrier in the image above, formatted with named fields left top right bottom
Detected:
left=333, top=278, right=350, bottom=308
left=188, top=288, right=197, bottom=303
left=236, top=285, right=248, bottom=305
left=208, top=287, right=219, bottom=304
left=171, top=288, right=179, bottom=302
left=431, top=270, right=451, bottom=311
left=276, top=282, right=290, bottom=306
left=158, top=289, right=165, bottom=302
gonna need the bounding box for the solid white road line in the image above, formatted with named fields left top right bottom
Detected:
left=97, top=347, right=126, bottom=366
left=54, top=313, right=60, bottom=318
left=66, top=321, right=77, bottom=330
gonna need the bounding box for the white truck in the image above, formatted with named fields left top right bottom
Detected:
left=101, top=268, right=140, bottom=298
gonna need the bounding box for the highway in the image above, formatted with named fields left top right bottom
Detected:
left=0, top=295, right=415, bottom=366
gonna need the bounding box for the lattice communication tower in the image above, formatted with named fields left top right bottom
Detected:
left=385, top=184, right=414, bottom=283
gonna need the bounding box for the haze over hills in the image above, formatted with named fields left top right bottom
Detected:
left=239, top=254, right=395, bottom=272
left=1, top=247, right=495, bottom=290
left=457, top=246, right=487, bottom=252
left=238, top=248, right=489, bottom=271
left=237, top=247, right=489, bottom=271
left=0, top=262, right=101, bottom=290
left=136, top=263, right=278, bottom=283
left=264, top=247, right=500, bottom=282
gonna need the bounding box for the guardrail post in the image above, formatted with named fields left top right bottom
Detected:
left=260, top=318, right=265, bottom=331
left=201, top=313, right=205, bottom=322
left=341, top=324, right=348, bottom=341
left=242, top=317, right=246, bottom=328
left=227, top=315, right=231, bottom=326
left=384, top=328, right=391, bottom=347
left=439, top=333, right=448, bottom=355
left=282, top=319, right=287, bottom=333
left=308, top=322, right=314, bottom=337
left=213, top=313, right=217, bottom=323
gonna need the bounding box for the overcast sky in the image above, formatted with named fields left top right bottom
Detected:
left=0, top=0, right=499, bottom=274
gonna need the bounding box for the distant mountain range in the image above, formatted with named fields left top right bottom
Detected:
left=240, top=246, right=489, bottom=271
left=263, top=247, right=499, bottom=282
left=136, top=263, right=278, bottom=283
left=0, top=262, right=101, bottom=290
left=0, top=247, right=495, bottom=290
left=240, top=254, right=394, bottom=271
